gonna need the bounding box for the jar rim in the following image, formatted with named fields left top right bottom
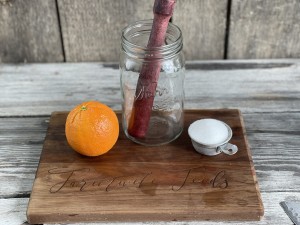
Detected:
left=121, top=19, right=183, bottom=60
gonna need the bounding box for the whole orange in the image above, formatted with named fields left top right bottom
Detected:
left=65, top=101, right=119, bottom=156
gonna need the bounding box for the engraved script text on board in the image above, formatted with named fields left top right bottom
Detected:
left=48, top=166, right=228, bottom=194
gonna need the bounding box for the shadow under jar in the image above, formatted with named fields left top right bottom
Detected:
left=120, top=19, right=185, bottom=146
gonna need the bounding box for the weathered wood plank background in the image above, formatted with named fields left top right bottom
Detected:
left=0, top=0, right=64, bottom=63
left=174, top=0, right=228, bottom=60
left=0, top=0, right=300, bottom=62
left=57, top=0, right=153, bottom=62
left=228, top=0, right=300, bottom=59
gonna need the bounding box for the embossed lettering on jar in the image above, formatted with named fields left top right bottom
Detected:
left=120, top=20, right=185, bottom=146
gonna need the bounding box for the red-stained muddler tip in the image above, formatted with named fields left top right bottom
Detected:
left=128, top=0, right=176, bottom=138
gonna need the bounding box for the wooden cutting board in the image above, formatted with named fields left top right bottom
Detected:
left=27, top=109, right=264, bottom=224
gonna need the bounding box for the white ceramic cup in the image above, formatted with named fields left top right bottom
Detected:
left=188, top=118, right=238, bottom=156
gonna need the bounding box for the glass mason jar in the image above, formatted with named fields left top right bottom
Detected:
left=120, top=20, right=185, bottom=146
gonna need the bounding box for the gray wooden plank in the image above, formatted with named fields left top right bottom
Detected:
left=0, top=198, right=30, bottom=225
left=0, top=117, right=48, bottom=198
left=174, top=0, right=228, bottom=60
left=57, top=0, right=153, bottom=62
left=244, top=113, right=300, bottom=193
left=1, top=112, right=299, bottom=197
left=1, top=192, right=298, bottom=225
left=0, top=0, right=64, bottom=63
left=1, top=60, right=300, bottom=117
left=228, top=0, right=300, bottom=59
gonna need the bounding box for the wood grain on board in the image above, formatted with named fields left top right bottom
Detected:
left=1, top=112, right=300, bottom=198
left=0, top=0, right=63, bottom=63
left=27, top=110, right=263, bottom=224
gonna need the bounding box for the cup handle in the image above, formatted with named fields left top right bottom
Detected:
left=217, top=143, right=238, bottom=155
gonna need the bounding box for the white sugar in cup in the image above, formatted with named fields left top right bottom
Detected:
left=188, top=119, right=229, bottom=145
left=188, top=118, right=238, bottom=156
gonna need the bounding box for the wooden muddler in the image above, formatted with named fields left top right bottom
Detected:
left=128, top=0, right=176, bottom=138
